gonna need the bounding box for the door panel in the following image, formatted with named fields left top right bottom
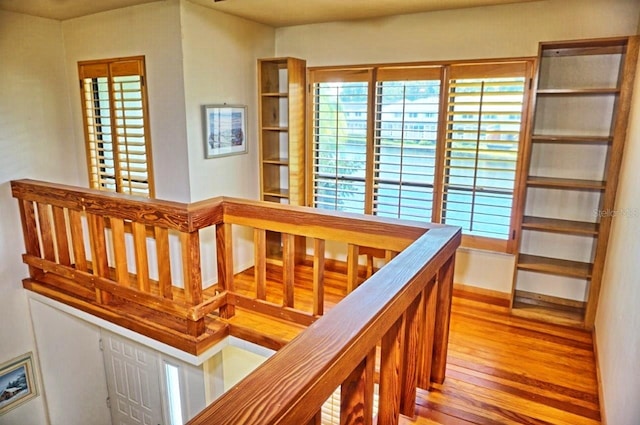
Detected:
left=102, top=331, right=164, bottom=425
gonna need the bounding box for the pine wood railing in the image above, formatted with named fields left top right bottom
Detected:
left=12, top=179, right=461, bottom=424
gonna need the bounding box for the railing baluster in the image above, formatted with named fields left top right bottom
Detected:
left=305, top=411, right=322, bottom=425
left=378, top=315, right=405, bottom=425
left=312, top=238, right=325, bottom=316
left=111, top=218, right=129, bottom=285
left=418, top=280, right=437, bottom=389
left=18, top=200, right=41, bottom=278
left=37, top=202, right=55, bottom=262
left=87, top=212, right=110, bottom=304
left=216, top=223, right=235, bottom=318
left=132, top=222, right=150, bottom=292
left=52, top=206, right=71, bottom=266
left=282, top=233, right=295, bottom=308
left=347, top=244, right=359, bottom=293
left=340, top=348, right=375, bottom=425
left=431, top=255, right=455, bottom=384
left=254, top=228, right=267, bottom=300
left=155, top=227, right=173, bottom=300
left=400, top=293, right=423, bottom=418
left=68, top=209, right=87, bottom=272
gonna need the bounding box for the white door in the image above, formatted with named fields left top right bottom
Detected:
left=102, top=331, right=164, bottom=425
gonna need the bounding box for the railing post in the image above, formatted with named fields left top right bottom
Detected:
left=400, top=292, right=423, bottom=418
left=431, top=254, right=455, bottom=384
left=181, top=231, right=205, bottom=337
left=418, top=279, right=437, bottom=389
left=282, top=233, right=295, bottom=308
left=87, top=212, right=110, bottom=304
left=378, top=315, right=405, bottom=425
left=341, top=348, right=375, bottom=425
left=216, top=223, right=235, bottom=318
left=17, top=199, right=42, bottom=279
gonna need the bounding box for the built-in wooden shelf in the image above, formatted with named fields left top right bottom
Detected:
left=526, top=176, right=606, bottom=190
left=262, top=126, right=288, bottom=131
left=263, top=157, right=289, bottom=165
left=536, top=88, right=619, bottom=95
left=531, top=135, right=612, bottom=144
left=517, top=254, right=593, bottom=279
left=261, top=92, right=289, bottom=97
left=512, top=290, right=585, bottom=327
left=263, top=187, right=289, bottom=198
left=521, top=216, right=599, bottom=236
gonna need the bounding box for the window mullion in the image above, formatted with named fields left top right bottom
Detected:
left=468, top=81, right=485, bottom=234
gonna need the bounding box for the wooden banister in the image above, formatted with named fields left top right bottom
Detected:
left=12, top=179, right=461, bottom=424
left=188, top=226, right=460, bottom=425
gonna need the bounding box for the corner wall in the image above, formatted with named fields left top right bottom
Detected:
left=0, top=10, right=81, bottom=425
left=594, top=48, right=640, bottom=424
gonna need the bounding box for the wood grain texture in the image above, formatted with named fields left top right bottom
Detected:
left=409, top=291, right=601, bottom=425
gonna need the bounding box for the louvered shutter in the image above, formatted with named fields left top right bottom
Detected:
left=78, top=57, right=154, bottom=197
left=373, top=67, right=442, bottom=221
left=311, top=69, right=371, bottom=214
left=441, top=63, right=527, bottom=240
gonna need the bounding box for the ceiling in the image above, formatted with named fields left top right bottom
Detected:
left=0, top=0, right=541, bottom=26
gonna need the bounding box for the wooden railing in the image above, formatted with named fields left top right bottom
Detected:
left=12, top=179, right=461, bottom=424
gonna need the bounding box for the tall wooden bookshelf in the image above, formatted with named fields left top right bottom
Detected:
left=511, top=36, right=639, bottom=329
left=257, top=57, right=306, bottom=261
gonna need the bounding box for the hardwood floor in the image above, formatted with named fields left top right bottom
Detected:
left=408, top=289, right=600, bottom=425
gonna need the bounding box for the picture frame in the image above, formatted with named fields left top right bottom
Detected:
left=203, top=104, right=248, bottom=158
left=0, top=352, right=38, bottom=415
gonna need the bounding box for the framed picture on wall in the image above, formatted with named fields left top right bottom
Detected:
left=0, top=352, right=38, bottom=415
left=203, top=104, right=248, bottom=158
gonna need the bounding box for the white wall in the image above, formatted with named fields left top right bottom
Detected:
left=274, top=0, right=640, bottom=294
left=595, top=51, right=640, bottom=424
left=0, top=10, right=81, bottom=425
left=61, top=0, right=191, bottom=202
left=29, top=300, right=110, bottom=425
left=180, top=1, right=275, bottom=280
left=180, top=0, right=274, bottom=203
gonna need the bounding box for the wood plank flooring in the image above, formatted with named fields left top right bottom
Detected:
left=407, top=289, right=600, bottom=425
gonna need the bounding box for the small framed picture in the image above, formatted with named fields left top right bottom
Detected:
left=203, top=104, right=248, bottom=158
left=0, top=352, right=38, bottom=415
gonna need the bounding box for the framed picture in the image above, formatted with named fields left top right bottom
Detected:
left=203, top=104, right=248, bottom=158
left=0, top=352, right=38, bottom=415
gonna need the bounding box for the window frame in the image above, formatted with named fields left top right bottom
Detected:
left=77, top=56, right=155, bottom=198
left=307, top=58, right=534, bottom=253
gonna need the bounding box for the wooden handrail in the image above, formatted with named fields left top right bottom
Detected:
left=12, top=179, right=461, bottom=424
left=188, top=226, right=460, bottom=425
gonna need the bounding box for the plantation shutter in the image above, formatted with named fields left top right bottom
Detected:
left=441, top=63, right=527, bottom=240
left=373, top=67, right=442, bottom=221
left=311, top=69, right=371, bottom=214
left=78, top=57, right=154, bottom=197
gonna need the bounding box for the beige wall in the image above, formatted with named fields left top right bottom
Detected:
left=595, top=50, right=640, bottom=424
left=0, top=10, right=81, bottom=425
left=274, top=0, right=640, bottom=295
left=180, top=0, right=275, bottom=281
left=62, top=0, right=191, bottom=202
left=180, top=0, right=274, bottom=203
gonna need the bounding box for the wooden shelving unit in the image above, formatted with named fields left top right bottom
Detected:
left=511, top=36, right=639, bottom=329
left=257, top=57, right=307, bottom=262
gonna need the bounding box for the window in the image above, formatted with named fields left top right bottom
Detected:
left=374, top=67, right=441, bottom=222
left=309, top=61, right=532, bottom=252
left=441, top=63, right=528, bottom=242
left=78, top=56, right=154, bottom=197
left=311, top=69, right=370, bottom=214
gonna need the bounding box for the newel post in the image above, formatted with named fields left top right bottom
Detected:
left=181, top=231, right=205, bottom=337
